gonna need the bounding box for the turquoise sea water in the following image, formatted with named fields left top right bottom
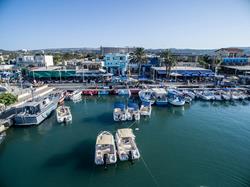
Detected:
left=0, top=96, right=250, bottom=187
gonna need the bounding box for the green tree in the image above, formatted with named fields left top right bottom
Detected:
left=160, top=49, right=176, bottom=78
left=129, top=48, right=147, bottom=76
left=198, top=55, right=213, bottom=69
left=0, top=93, right=17, bottom=106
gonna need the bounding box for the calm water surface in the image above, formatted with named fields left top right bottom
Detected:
left=0, top=96, right=250, bottom=187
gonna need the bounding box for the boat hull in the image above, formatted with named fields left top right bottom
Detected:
left=15, top=102, right=57, bottom=126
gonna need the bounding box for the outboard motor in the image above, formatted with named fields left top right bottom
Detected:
left=103, top=154, right=108, bottom=169
left=128, top=151, right=134, bottom=164
left=63, top=118, right=66, bottom=123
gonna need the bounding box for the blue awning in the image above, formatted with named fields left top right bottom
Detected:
left=128, top=102, right=139, bottom=110
left=114, top=102, right=126, bottom=110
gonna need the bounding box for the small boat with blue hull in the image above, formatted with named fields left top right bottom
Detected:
left=138, top=89, right=155, bottom=105
left=140, top=102, right=152, bottom=116
left=15, top=97, right=58, bottom=126
left=127, top=102, right=140, bottom=121
left=98, top=90, right=109, bottom=95
left=155, top=98, right=168, bottom=106
left=152, top=88, right=168, bottom=106
left=117, top=89, right=131, bottom=97
left=168, top=95, right=185, bottom=106
left=113, top=102, right=127, bottom=121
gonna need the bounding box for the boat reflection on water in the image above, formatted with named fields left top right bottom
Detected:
left=168, top=105, right=186, bottom=116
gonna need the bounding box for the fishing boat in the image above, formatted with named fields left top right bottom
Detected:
left=198, top=91, right=215, bottom=101
left=140, top=102, right=152, bottom=116
left=182, top=90, right=196, bottom=99
left=221, top=91, right=231, bottom=101
left=117, top=89, right=131, bottom=97
left=113, top=102, right=127, bottom=121
left=127, top=102, right=140, bottom=121
left=231, top=91, right=240, bottom=100
left=83, top=90, right=98, bottom=96
left=168, top=95, right=185, bottom=106
left=56, top=106, right=72, bottom=123
left=69, top=89, right=82, bottom=100
left=95, top=131, right=117, bottom=165
left=15, top=97, right=58, bottom=126
left=115, top=128, right=140, bottom=161
left=152, top=88, right=168, bottom=106
left=98, top=90, right=109, bottom=95
left=214, top=92, right=223, bottom=101
left=184, top=96, right=192, bottom=104
left=138, top=89, right=155, bottom=105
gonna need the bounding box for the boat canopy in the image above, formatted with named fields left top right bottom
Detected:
left=96, top=133, right=113, bottom=145
left=142, top=101, right=151, bottom=106
left=128, top=102, right=139, bottom=110
left=114, top=102, right=126, bottom=110
left=117, top=128, right=135, bottom=138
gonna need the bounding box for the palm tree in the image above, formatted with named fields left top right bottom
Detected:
left=198, top=55, right=212, bottom=69
left=160, top=49, right=176, bottom=78
left=214, top=56, right=222, bottom=75
left=129, top=48, right=147, bottom=76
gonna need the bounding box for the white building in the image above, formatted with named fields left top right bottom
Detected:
left=16, top=54, right=54, bottom=67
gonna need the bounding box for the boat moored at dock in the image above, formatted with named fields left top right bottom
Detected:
left=168, top=95, right=185, bottom=106
left=138, top=89, right=155, bottom=105
left=127, top=102, right=140, bottom=121
left=140, top=102, right=152, bottom=116
left=113, top=102, right=127, bottom=121
left=95, top=131, right=117, bottom=165
left=14, top=97, right=58, bottom=126
left=56, top=106, right=72, bottom=123
left=115, top=128, right=140, bottom=161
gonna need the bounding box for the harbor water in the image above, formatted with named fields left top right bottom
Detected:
left=0, top=96, right=250, bottom=187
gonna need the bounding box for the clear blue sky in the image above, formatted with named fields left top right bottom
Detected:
left=0, top=0, right=250, bottom=50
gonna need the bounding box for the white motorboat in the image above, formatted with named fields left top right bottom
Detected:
left=199, top=91, right=215, bottom=101
left=127, top=102, right=140, bottom=121
left=184, top=96, right=192, bottom=104
left=15, top=96, right=58, bottom=126
left=113, top=102, right=127, bottom=121
left=182, top=90, right=196, bottom=99
left=0, top=123, right=9, bottom=134
left=140, top=102, right=152, bottom=116
left=214, top=92, right=223, bottom=101
left=56, top=106, right=72, bottom=123
left=70, top=90, right=82, bottom=101
left=221, top=92, right=231, bottom=100
left=231, top=92, right=240, bottom=100
left=115, top=128, right=140, bottom=161
left=95, top=131, right=117, bottom=165
left=138, top=89, right=155, bottom=105
left=168, top=96, right=185, bottom=106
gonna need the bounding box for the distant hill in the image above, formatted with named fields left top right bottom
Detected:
left=1, top=47, right=250, bottom=55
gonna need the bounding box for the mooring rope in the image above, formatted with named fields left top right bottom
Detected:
left=128, top=121, right=137, bottom=128
left=140, top=155, right=159, bottom=187
left=87, top=164, right=96, bottom=187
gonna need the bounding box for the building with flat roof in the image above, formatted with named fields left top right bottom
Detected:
left=221, top=65, right=250, bottom=75
left=104, top=53, right=129, bottom=76
left=150, top=66, right=214, bottom=80
left=16, top=54, right=54, bottom=67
